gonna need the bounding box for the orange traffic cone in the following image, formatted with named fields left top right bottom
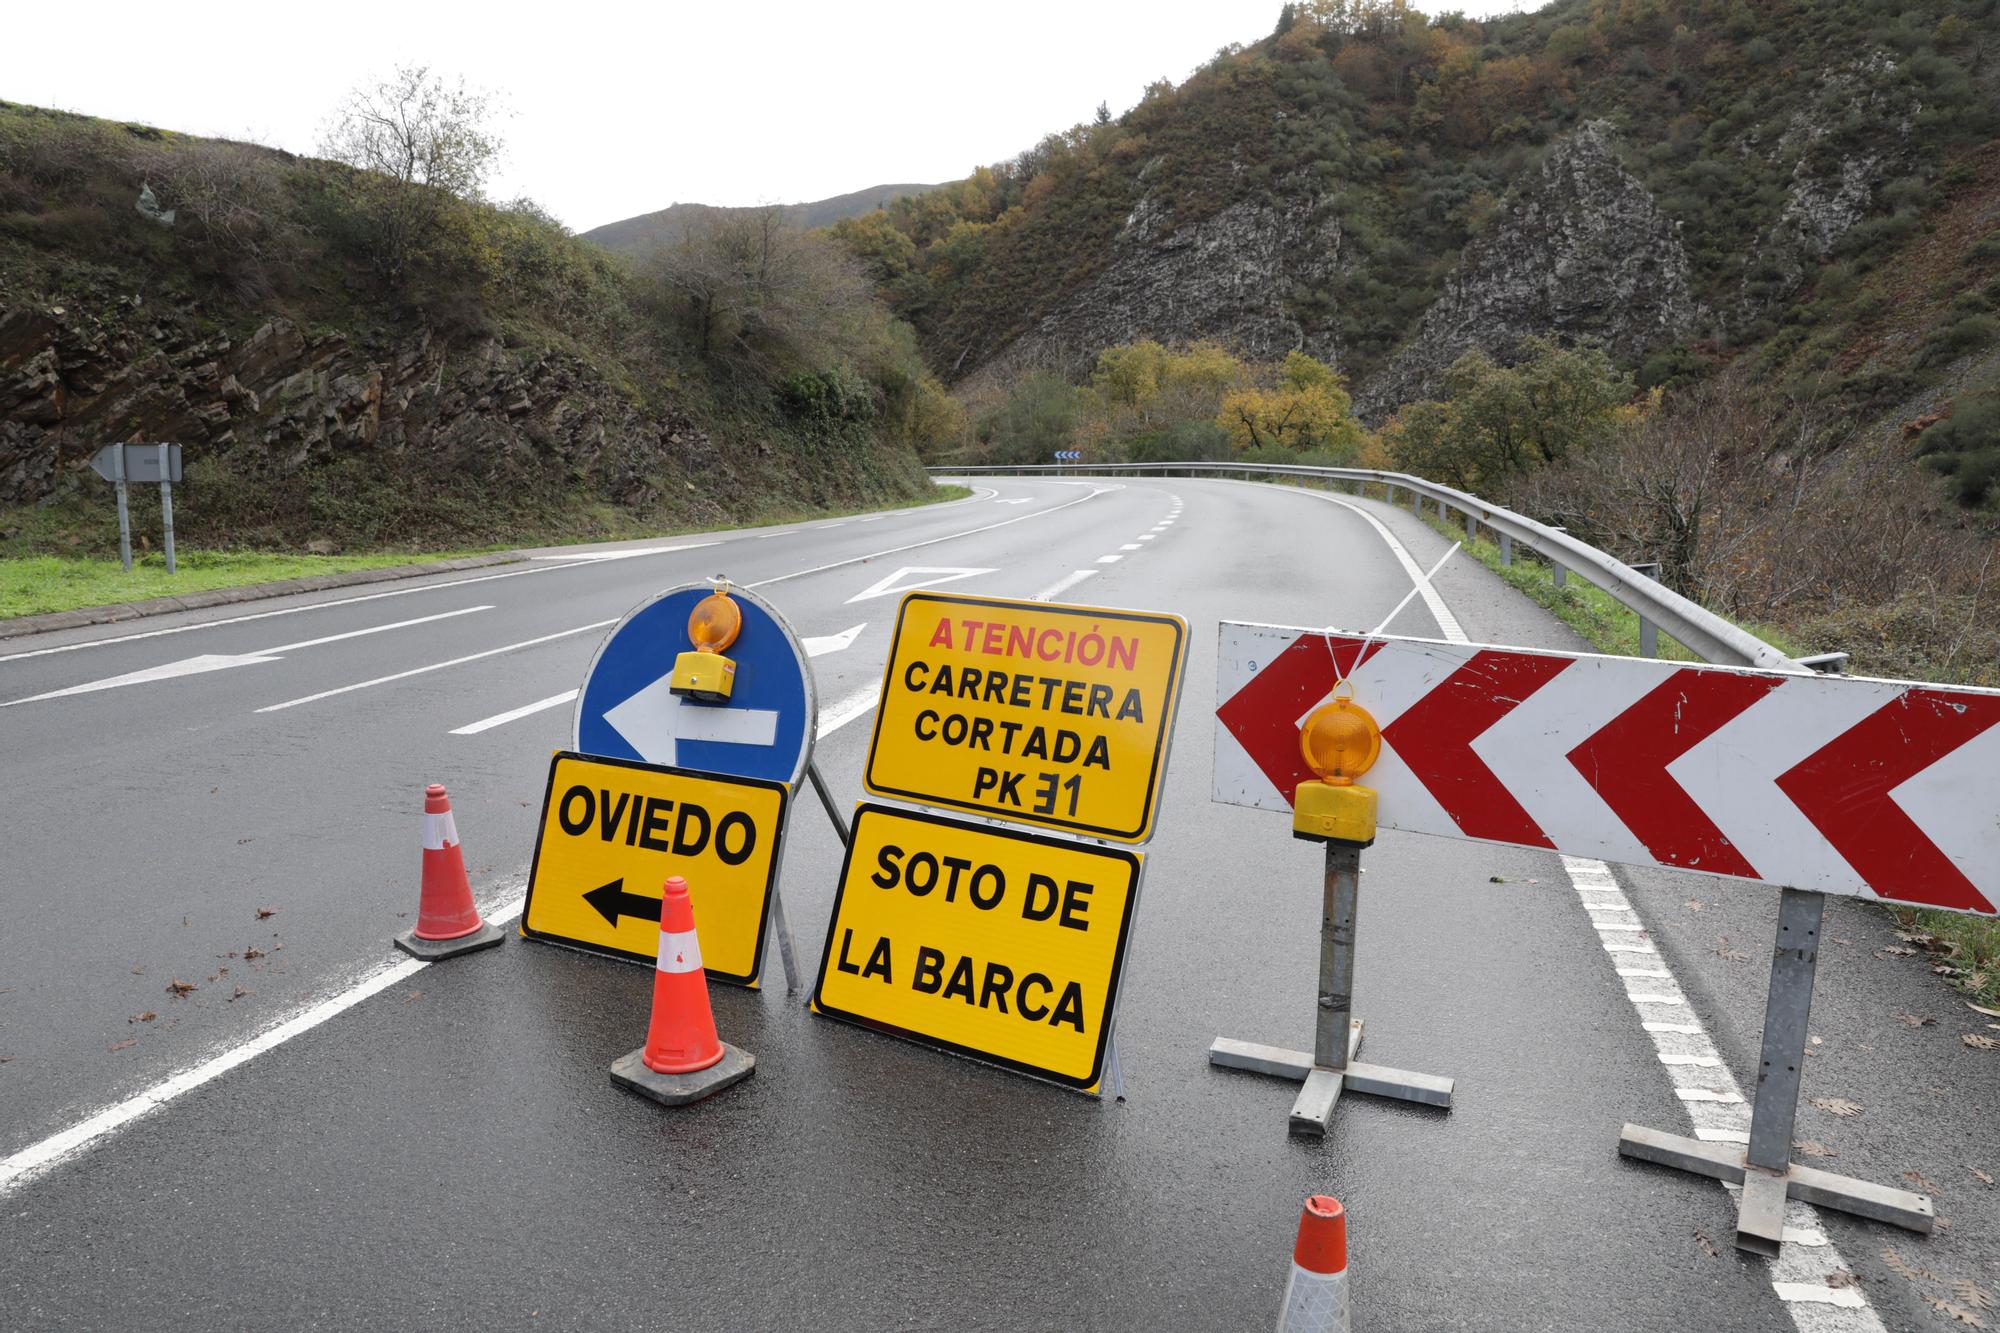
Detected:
left=1276, top=1195, right=1350, bottom=1333
left=393, top=783, right=505, bottom=961
left=610, top=876, right=755, bottom=1106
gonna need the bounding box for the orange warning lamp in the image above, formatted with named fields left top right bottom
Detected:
left=669, top=588, right=742, bottom=704
left=1294, top=697, right=1380, bottom=847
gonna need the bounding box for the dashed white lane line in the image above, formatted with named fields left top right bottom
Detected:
left=1120, top=543, right=1142, bottom=551
left=256, top=619, right=619, bottom=713
left=1032, top=570, right=1100, bottom=602
left=1322, top=480, right=1883, bottom=1330
left=0, top=677, right=892, bottom=1200
left=1137, top=534, right=1156, bottom=541
left=1095, top=554, right=1123, bottom=564
left=449, top=689, right=579, bottom=736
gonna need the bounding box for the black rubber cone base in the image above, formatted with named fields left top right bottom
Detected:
left=611, top=1043, right=755, bottom=1107
left=394, top=920, right=505, bottom=961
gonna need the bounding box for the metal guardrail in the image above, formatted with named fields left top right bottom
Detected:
left=931, top=462, right=1808, bottom=674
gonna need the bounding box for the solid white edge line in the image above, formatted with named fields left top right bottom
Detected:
left=449, top=689, right=580, bottom=736
left=255, top=620, right=619, bottom=713
left=0, top=885, right=525, bottom=1199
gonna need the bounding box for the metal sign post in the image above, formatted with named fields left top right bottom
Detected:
left=157, top=443, right=176, bottom=574
left=1210, top=837, right=1454, bottom=1135
left=113, top=446, right=132, bottom=572
left=1618, top=886, right=1934, bottom=1254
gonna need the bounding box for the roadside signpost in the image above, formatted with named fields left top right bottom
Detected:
left=1215, top=624, right=1992, bottom=1251
left=818, top=588, right=1188, bottom=1096
left=810, top=804, right=1141, bottom=1091
left=522, top=753, right=791, bottom=987
left=562, top=581, right=817, bottom=991
left=864, top=591, right=1187, bottom=843
left=90, top=443, right=182, bottom=573
left=1053, top=449, right=1081, bottom=463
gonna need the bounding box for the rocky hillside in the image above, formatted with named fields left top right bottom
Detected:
left=582, top=183, right=938, bottom=258
left=840, top=0, right=2000, bottom=454
left=0, top=103, right=948, bottom=552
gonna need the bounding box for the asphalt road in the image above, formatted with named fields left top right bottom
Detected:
left=1, top=477, right=1993, bottom=1331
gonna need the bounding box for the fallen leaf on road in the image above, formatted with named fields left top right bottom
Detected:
left=1810, top=1034, right=1824, bottom=1047
left=1883, top=945, right=1920, bottom=956
left=1694, top=1228, right=1719, bottom=1258
left=255, top=907, right=277, bottom=920
left=1884, top=1247, right=1935, bottom=1282
left=1962, top=1034, right=1998, bottom=1050
left=403, top=990, right=421, bottom=1003
left=1959, top=1281, right=1998, bottom=1311
left=229, top=986, right=250, bottom=1002
left=164, top=979, right=195, bottom=998
left=1827, top=1271, right=1860, bottom=1288
left=1970, top=1167, right=1994, bottom=1186
left=106, top=1039, right=136, bottom=1052
left=1488, top=875, right=1507, bottom=883
left=1713, top=937, right=1750, bottom=962
left=1937, top=1215, right=1953, bottom=1230
left=1685, top=899, right=1705, bottom=911
left=1811, top=1096, right=1864, bottom=1117
left=1904, top=1169, right=1937, bottom=1191
left=129, top=1011, right=156, bottom=1023
left=242, top=947, right=264, bottom=961
left=129, top=965, right=144, bottom=975
left=1794, top=1140, right=1838, bottom=1158
left=1928, top=1297, right=1985, bottom=1327
left=1895, top=1011, right=1938, bottom=1028
left=1969, top=1002, right=2000, bottom=1018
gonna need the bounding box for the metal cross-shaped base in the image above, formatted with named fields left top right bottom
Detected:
left=1209, top=839, right=1454, bottom=1136
left=1618, top=887, right=1934, bottom=1255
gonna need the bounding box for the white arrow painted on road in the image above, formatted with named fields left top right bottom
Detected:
left=803, top=623, right=865, bottom=656
left=603, top=675, right=780, bottom=766
left=844, top=565, right=995, bottom=605
left=0, top=605, right=493, bottom=708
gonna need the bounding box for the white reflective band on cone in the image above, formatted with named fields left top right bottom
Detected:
left=422, top=812, right=459, bottom=852
left=1277, top=1263, right=1349, bottom=1333
left=656, top=929, right=703, bottom=974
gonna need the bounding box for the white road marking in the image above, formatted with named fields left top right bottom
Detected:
left=1137, top=534, right=1156, bottom=541
left=745, top=485, right=1109, bottom=592
left=803, top=624, right=866, bottom=656
left=255, top=619, right=618, bottom=713
left=1119, top=543, right=1141, bottom=551
left=0, top=675, right=900, bottom=1199
left=1772, top=1284, right=1867, bottom=1309
left=845, top=565, right=995, bottom=604
left=0, top=557, right=679, bottom=664
left=2, top=606, right=494, bottom=707
left=995, top=498, right=1032, bottom=506
left=450, top=689, right=579, bottom=736
left=755, top=531, right=797, bottom=539
left=529, top=542, right=714, bottom=562
left=1095, top=554, right=1123, bottom=564
left=1032, top=570, right=1100, bottom=602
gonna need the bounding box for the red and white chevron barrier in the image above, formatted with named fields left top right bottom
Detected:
left=1215, top=626, right=2000, bottom=917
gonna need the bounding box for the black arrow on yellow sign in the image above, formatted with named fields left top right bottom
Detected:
left=582, top=878, right=662, bottom=928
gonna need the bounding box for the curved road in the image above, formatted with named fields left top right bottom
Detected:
left=1, top=477, right=1992, bottom=1330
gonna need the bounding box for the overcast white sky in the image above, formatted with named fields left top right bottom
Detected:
left=6, top=0, right=1535, bottom=233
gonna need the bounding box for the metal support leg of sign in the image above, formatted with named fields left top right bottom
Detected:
left=113, top=447, right=133, bottom=572
left=1617, top=887, right=1934, bottom=1255
left=807, top=759, right=850, bottom=848
left=1208, top=841, right=1455, bottom=1136
left=767, top=887, right=802, bottom=997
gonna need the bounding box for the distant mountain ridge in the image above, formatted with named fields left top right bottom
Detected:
left=582, top=183, right=939, bottom=255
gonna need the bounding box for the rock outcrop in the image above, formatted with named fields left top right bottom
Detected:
left=1357, top=121, right=1699, bottom=417
left=967, top=189, right=1342, bottom=390
left=0, top=302, right=720, bottom=515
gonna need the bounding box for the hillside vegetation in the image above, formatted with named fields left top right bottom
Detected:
left=582, top=183, right=940, bottom=258
left=0, top=83, right=959, bottom=558
left=832, top=0, right=2000, bottom=684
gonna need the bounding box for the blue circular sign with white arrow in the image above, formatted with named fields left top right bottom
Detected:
left=574, top=582, right=817, bottom=787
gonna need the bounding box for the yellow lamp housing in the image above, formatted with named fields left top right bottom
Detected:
left=668, top=590, right=743, bottom=703
left=1293, top=780, right=1377, bottom=846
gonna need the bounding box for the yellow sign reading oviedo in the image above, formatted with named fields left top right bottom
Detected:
left=863, top=592, right=1187, bottom=843
left=811, top=803, right=1142, bottom=1092
left=521, top=752, right=789, bottom=987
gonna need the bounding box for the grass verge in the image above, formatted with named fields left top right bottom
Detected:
left=1414, top=506, right=2000, bottom=1010
left=0, top=483, right=974, bottom=621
